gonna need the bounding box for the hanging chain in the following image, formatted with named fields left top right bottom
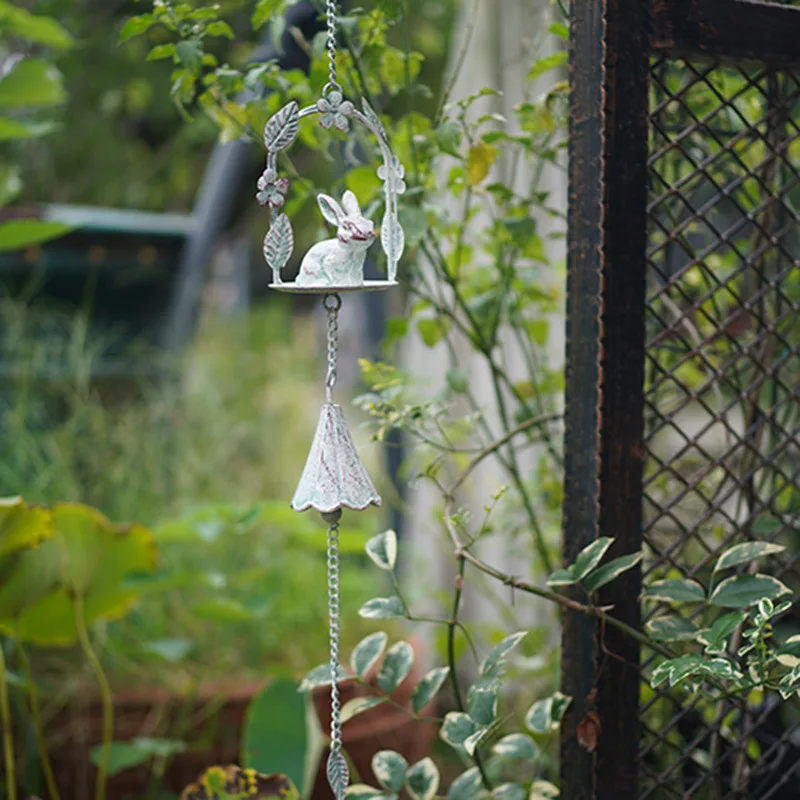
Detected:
left=324, top=0, right=341, bottom=94
left=323, top=509, right=348, bottom=799
left=323, top=293, right=341, bottom=404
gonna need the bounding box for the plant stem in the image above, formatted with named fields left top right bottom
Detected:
left=447, top=556, right=492, bottom=791
left=18, top=642, right=60, bottom=800
left=74, top=595, right=113, bottom=800
left=0, top=644, right=17, bottom=800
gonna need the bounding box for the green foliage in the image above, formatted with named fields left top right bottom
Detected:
left=89, top=737, right=186, bottom=777
left=242, top=679, right=309, bottom=795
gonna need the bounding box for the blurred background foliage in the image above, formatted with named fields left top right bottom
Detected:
left=0, top=0, right=460, bottom=723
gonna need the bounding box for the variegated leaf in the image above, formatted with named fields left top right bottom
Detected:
left=405, top=758, right=439, bottom=800
left=264, top=101, right=299, bottom=152
left=263, top=213, right=293, bottom=275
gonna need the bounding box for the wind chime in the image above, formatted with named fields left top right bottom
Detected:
left=257, top=1, right=405, bottom=797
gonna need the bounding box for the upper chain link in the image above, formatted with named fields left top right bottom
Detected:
left=325, top=0, right=341, bottom=93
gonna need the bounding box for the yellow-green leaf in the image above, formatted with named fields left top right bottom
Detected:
left=0, top=497, right=51, bottom=559
left=466, top=142, right=496, bottom=186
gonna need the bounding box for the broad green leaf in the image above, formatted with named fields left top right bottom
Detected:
left=440, top=711, right=482, bottom=748
left=366, top=530, right=397, bottom=571
left=351, top=632, right=388, bottom=677
left=697, top=611, right=747, bottom=652
left=447, top=768, right=481, bottom=800
left=713, top=541, right=785, bottom=573
left=417, top=318, right=449, bottom=348
left=0, top=220, right=72, bottom=252
left=91, top=737, right=185, bottom=777
left=645, top=615, right=698, bottom=642
left=0, top=118, right=57, bottom=141
left=119, top=14, right=156, bottom=43
left=411, top=666, right=449, bottom=714
left=467, top=678, right=499, bottom=725
left=524, top=692, right=571, bottom=734
left=206, top=20, right=235, bottom=38
left=466, top=142, right=496, bottom=186
left=298, top=663, right=350, bottom=692
left=243, top=678, right=307, bottom=794
left=528, top=51, right=567, bottom=81
left=546, top=566, right=576, bottom=587
left=0, top=497, right=51, bottom=558
left=377, top=641, right=414, bottom=693
left=529, top=780, right=560, bottom=799
left=709, top=574, right=791, bottom=608
left=340, top=696, right=386, bottom=723
left=180, top=766, right=300, bottom=799
left=0, top=59, right=65, bottom=108
left=492, top=733, right=538, bottom=760
left=147, top=44, right=177, bottom=61
left=0, top=537, right=62, bottom=630
left=574, top=537, right=613, bottom=580
left=582, top=552, right=642, bottom=592
left=359, top=596, right=405, bottom=620
left=13, top=504, right=156, bottom=645
left=372, top=750, right=407, bottom=793
left=492, top=784, right=526, bottom=800
left=642, top=578, right=706, bottom=604
left=405, top=757, right=439, bottom=800
left=481, top=631, right=527, bottom=676
left=0, top=3, right=73, bottom=48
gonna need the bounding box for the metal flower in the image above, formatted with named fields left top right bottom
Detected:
left=256, top=168, right=289, bottom=208
left=377, top=156, right=406, bottom=195
left=316, top=90, right=354, bottom=131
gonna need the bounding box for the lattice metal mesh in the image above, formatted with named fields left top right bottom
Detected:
left=641, top=56, right=800, bottom=798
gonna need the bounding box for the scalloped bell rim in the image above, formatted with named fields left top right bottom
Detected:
left=269, top=280, right=398, bottom=294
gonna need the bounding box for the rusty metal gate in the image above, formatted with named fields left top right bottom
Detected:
left=561, top=1, right=800, bottom=798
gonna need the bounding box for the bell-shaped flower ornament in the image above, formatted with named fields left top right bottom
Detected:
left=292, top=403, right=381, bottom=515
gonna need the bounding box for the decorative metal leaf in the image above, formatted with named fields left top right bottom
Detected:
left=326, top=751, right=349, bottom=800
left=361, top=97, right=387, bottom=141
left=263, top=213, right=294, bottom=275
left=264, top=101, right=299, bottom=153
left=381, top=210, right=404, bottom=278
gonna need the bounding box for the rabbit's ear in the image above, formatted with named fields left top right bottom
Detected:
left=318, top=194, right=344, bottom=226
left=341, top=190, right=362, bottom=217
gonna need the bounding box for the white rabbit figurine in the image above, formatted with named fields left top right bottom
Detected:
left=296, top=190, right=376, bottom=287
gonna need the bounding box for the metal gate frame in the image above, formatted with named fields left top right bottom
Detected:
left=561, top=2, right=800, bottom=798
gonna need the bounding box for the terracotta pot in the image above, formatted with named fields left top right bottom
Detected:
left=47, top=680, right=266, bottom=800
left=309, top=636, right=437, bottom=799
